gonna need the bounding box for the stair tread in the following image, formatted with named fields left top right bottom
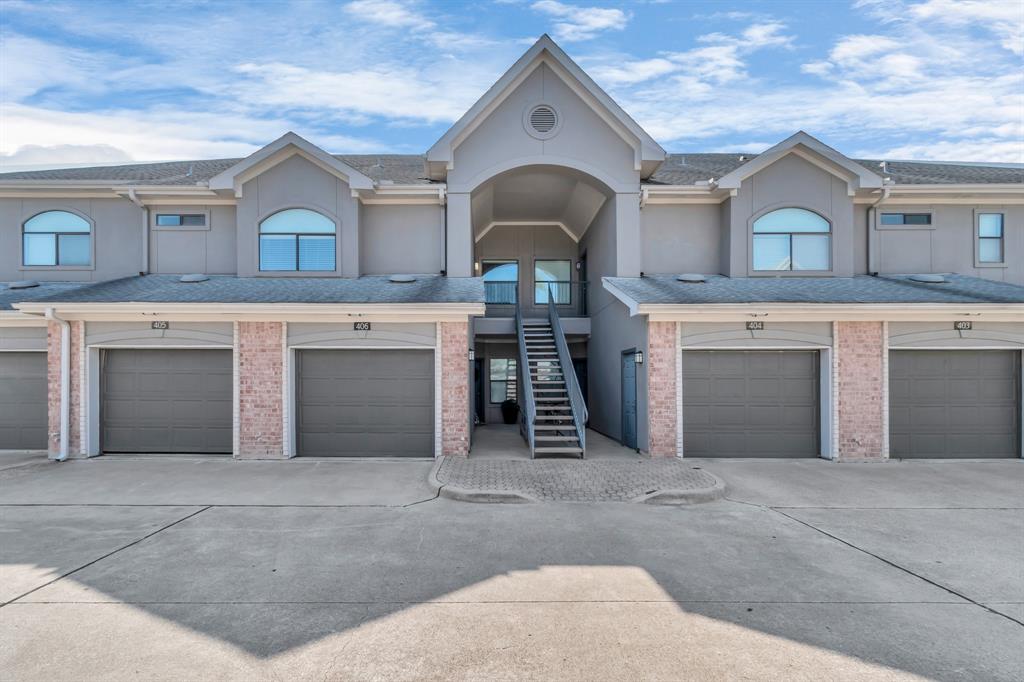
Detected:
left=535, top=436, right=580, bottom=441
left=534, top=447, right=584, bottom=454
left=534, top=425, right=577, bottom=431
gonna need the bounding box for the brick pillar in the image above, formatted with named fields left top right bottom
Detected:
left=440, top=321, right=469, bottom=456
left=236, top=321, right=285, bottom=459
left=835, top=321, right=886, bottom=460
left=647, top=321, right=679, bottom=457
left=47, top=320, right=84, bottom=458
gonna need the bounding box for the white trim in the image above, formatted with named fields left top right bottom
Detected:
left=14, top=302, right=486, bottom=321
left=475, top=220, right=578, bottom=243
left=831, top=321, right=839, bottom=459
left=435, top=322, right=443, bottom=458
left=77, top=322, right=86, bottom=457
left=281, top=322, right=291, bottom=458
left=882, top=321, right=890, bottom=459
left=232, top=322, right=240, bottom=458
left=675, top=321, right=683, bottom=458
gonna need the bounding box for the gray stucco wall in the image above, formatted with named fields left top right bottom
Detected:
left=873, top=204, right=1023, bottom=284
left=0, top=326, right=47, bottom=351
left=721, top=154, right=855, bottom=277
left=581, top=198, right=649, bottom=449
left=0, top=197, right=143, bottom=282
left=640, top=204, right=721, bottom=275
left=360, top=204, right=444, bottom=275
left=151, top=205, right=237, bottom=275
left=889, top=321, right=1024, bottom=348
left=287, top=322, right=436, bottom=348
left=85, top=321, right=233, bottom=347
left=235, top=153, right=360, bottom=277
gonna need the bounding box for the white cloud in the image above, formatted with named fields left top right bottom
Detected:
left=531, top=1, right=630, bottom=42
left=0, top=144, right=133, bottom=171
left=343, top=0, right=435, bottom=30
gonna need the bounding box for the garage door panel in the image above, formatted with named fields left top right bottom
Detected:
left=683, top=350, right=820, bottom=458
left=0, top=352, right=49, bottom=450
left=890, top=350, right=1020, bottom=459
left=297, top=349, right=434, bottom=457
left=102, top=349, right=232, bottom=454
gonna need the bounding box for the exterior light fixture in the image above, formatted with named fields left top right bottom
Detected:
left=634, top=350, right=644, bottom=365
left=468, top=349, right=475, bottom=361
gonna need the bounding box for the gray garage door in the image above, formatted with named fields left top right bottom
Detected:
left=102, top=349, right=232, bottom=454
left=297, top=349, right=434, bottom=457
left=890, top=350, right=1020, bottom=459
left=683, top=350, right=820, bottom=457
left=0, top=352, right=48, bottom=450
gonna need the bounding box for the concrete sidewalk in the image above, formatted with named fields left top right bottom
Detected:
left=1, top=454, right=1021, bottom=681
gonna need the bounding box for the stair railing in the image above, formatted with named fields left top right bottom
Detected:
left=515, top=302, right=537, bottom=457
left=547, top=288, right=587, bottom=456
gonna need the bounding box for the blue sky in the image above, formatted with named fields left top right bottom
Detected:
left=1, top=0, right=1021, bottom=169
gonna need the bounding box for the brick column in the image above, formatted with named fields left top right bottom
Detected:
left=835, top=321, right=886, bottom=460
left=236, top=321, right=285, bottom=459
left=647, top=321, right=679, bottom=457
left=440, top=321, right=469, bottom=456
left=47, top=320, right=84, bottom=458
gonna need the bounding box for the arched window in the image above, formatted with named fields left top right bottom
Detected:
left=752, top=208, right=831, bottom=271
left=259, top=209, right=336, bottom=272
left=23, top=211, right=92, bottom=266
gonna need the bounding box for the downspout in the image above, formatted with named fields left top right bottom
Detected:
left=866, top=184, right=890, bottom=276
left=440, top=186, right=448, bottom=276
left=44, top=307, right=71, bottom=461
left=127, top=188, right=149, bottom=274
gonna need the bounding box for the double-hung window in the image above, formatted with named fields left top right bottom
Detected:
left=977, top=213, right=1004, bottom=264
left=534, top=260, right=572, bottom=304
left=489, top=358, right=517, bottom=403
left=259, top=209, right=336, bottom=272
left=752, top=208, right=831, bottom=271
left=23, top=211, right=92, bottom=266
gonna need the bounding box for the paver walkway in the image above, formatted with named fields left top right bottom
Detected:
left=432, top=456, right=723, bottom=502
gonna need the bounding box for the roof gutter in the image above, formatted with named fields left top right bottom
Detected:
left=127, top=188, right=149, bottom=274
left=44, top=307, right=70, bottom=461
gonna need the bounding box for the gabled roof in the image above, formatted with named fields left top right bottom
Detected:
left=427, top=35, right=666, bottom=177
left=715, top=131, right=884, bottom=194
left=208, top=132, right=375, bottom=196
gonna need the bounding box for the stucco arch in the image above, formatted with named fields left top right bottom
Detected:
left=451, top=155, right=634, bottom=195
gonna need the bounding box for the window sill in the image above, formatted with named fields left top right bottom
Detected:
left=974, top=262, right=1008, bottom=269
left=748, top=270, right=835, bottom=277
left=152, top=225, right=210, bottom=232
left=20, top=264, right=95, bottom=272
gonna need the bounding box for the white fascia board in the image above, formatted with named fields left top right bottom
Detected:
left=601, top=278, right=641, bottom=316
left=0, top=311, right=48, bottom=326
left=355, top=185, right=446, bottom=205
left=209, top=132, right=374, bottom=195
left=641, top=302, right=1024, bottom=323
left=427, top=35, right=665, bottom=170
left=641, top=184, right=729, bottom=204
left=885, top=183, right=1024, bottom=194
left=716, top=131, right=884, bottom=192
left=13, top=301, right=486, bottom=321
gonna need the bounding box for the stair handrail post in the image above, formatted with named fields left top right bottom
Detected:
left=547, top=287, right=588, bottom=456
left=515, top=301, right=537, bottom=457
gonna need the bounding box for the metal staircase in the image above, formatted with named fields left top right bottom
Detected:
left=516, top=291, right=587, bottom=458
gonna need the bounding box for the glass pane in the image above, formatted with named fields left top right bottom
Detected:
left=535, top=260, right=571, bottom=281
left=24, top=211, right=90, bottom=233
left=259, top=235, right=296, bottom=271
left=753, top=208, right=829, bottom=233
left=23, top=233, right=56, bottom=265
left=58, top=234, right=91, bottom=266
left=489, top=358, right=511, bottom=380
left=260, top=208, right=335, bottom=234
left=156, top=214, right=182, bottom=226
left=298, top=235, right=335, bottom=271
left=181, top=215, right=206, bottom=226
left=792, top=234, right=830, bottom=270
left=490, top=380, right=508, bottom=403
left=752, top=234, right=790, bottom=270
left=979, top=214, right=1003, bottom=238
left=880, top=213, right=903, bottom=225
left=979, top=238, right=1002, bottom=263
left=481, top=261, right=517, bottom=281
left=904, top=213, right=931, bottom=225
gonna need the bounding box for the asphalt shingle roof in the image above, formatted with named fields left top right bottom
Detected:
left=604, top=274, right=1024, bottom=306
left=1, top=153, right=1018, bottom=187
left=0, top=282, right=91, bottom=311
left=8, top=274, right=484, bottom=306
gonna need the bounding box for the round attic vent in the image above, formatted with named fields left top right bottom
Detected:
left=389, top=274, right=416, bottom=283
left=7, top=280, right=39, bottom=290
left=524, top=104, right=561, bottom=140
left=676, top=274, right=706, bottom=283
left=179, top=274, right=210, bottom=283
left=908, top=274, right=946, bottom=284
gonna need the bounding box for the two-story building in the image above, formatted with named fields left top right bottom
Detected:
left=2, top=36, right=1023, bottom=462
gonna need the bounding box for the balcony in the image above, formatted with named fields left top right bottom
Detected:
left=483, top=280, right=588, bottom=318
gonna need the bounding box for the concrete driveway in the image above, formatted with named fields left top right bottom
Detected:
left=1, top=455, right=1021, bottom=681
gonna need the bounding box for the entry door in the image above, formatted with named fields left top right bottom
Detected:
left=621, top=351, right=637, bottom=449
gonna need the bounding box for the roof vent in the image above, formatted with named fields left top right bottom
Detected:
left=524, top=104, right=561, bottom=140
left=179, top=274, right=210, bottom=283
left=908, top=274, right=945, bottom=284
left=389, top=274, right=416, bottom=283
left=676, top=273, right=706, bottom=283
left=7, top=280, right=39, bottom=290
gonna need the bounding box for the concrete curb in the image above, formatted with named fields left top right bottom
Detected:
left=428, top=458, right=538, bottom=504
left=632, top=472, right=727, bottom=505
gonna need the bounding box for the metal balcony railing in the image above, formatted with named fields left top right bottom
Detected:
left=484, top=280, right=518, bottom=304
left=484, top=281, right=588, bottom=316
